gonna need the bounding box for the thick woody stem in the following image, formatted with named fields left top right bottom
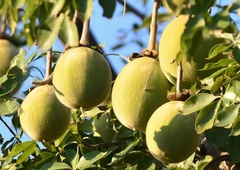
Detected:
left=79, top=17, right=90, bottom=46
left=147, top=0, right=160, bottom=51
left=45, top=48, right=52, bottom=79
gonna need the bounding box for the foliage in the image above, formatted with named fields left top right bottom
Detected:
left=1, top=0, right=240, bottom=169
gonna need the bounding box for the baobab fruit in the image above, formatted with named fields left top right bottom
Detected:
left=112, top=57, right=171, bottom=132
left=53, top=47, right=112, bottom=109
left=146, top=101, right=200, bottom=163
left=19, top=85, right=71, bottom=142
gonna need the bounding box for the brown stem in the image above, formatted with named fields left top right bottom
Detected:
left=176, top=62, right=183, bottom=94
left=79, top=18, right=90, bottom=46
left=45, top=48, right=52, bottom=79
left=147, top=0, right=161, bottom=51
left=0, top=12, right=7, bottom=39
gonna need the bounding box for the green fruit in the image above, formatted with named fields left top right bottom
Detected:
left=19, top=85, right=71, bottom=142
left=146, top=101, right=200, bottom=163
left=159, top=15, right=225, bottom=87
left=95, top=113, right=116, bottom=142
left=53, top=47, right=112, bottom=109
left=162, top=0, right=188, bottom=12
left=0, top=39, right=19, bottom=77
left=112, top=57, right=171, bottom=132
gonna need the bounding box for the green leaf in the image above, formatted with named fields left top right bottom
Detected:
left=50, top=0, right=65, bottom=17
left=214, top=104, right=240, bottom=127
left=73, top=0, right=92, bottom=20
left=7, top=5, right=18, bottom=35
left=98, top=0, right=116, bottom=18
left=232, top=46, right=240, bottom=64
left=231, top=115, right=240, bottom=136
left=30, top=152, right=56, bottom=169
left=23, top=0, right=42, bottom=23
left=11, top=0, right=25, bottom=8
left=77, top=150, right=107, bottom=169
left=205, top=127, right=230, bottom=149
left=37, top=14, right=64, bottom=50
left=110, top=139, right=140, bottom=165
left=207, top=43, right=232, bottom=60
left=195, top=101, right=220, bottom=134
left=82, top=107, right=103, bottom=118
left=39, top=162, right=72, bottom=170
left=8, top=48, right=26, bottom=72
left=211, top=9, right=231, bottom=30
left=6, top=141, right=36, bottom=162
left=184, top=93, right=219, bottom=114
left=228, top=136, right=240, bottom=163
left=78, top=119, right=93, bottom=133
left=60, top=14, right=79, bottom=47
left=200, top=58, right=234, bottom=71
left=16, top=141, right=36, bottom=164
left=0, top=99, right=19, bottom=116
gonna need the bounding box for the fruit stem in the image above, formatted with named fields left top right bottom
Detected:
left=147, top=0, right=160, bottom=51
left=176, top=62, right=183, bottom=94
left=79, top=17, right=90, bottom=46
left=45, top=48, right=52, bottom=79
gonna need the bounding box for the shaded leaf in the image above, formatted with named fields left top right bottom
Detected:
left=98, top=0, right=116, bottom=18
left=195, top=101, right=220, bottom=134
left=30, top=152, right=55, bottom=169
left=207, top=43, right=232, bottom=60
left=73, top=0, right=92, bottom=20
left=232, top=46, right=240, bottom=64
left=60, top=13, right=79, bottom=47
left=7, top=5, right=18, bottom=35
left=231, top=115, right=240, bottom=136
left=184, top=93, right=219, bottom=114
left=205, top=127, right=230, bottom=149
left=214, top=104, right=240, bottom=127
left=228, top=136, right=240, bottom=163
left=200, top=58, right=234, bottom=71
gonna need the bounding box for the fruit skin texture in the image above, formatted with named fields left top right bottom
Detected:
left=19, top=85, right=71, bottom=142
left=53, top=47, right=112, bottom=109
left=159, top=15, right=225, bottom=87
left=0, top=39, right=19, bottom=77
left=112, top=57, right=171, bottom=132
left=146, top=101, right=200, bottom=163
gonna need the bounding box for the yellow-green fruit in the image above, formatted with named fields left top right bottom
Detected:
left=159, top=15, right=225, bottom=87
left=53, top=47, right=112, bottom=109
left=162, top=0, right=188, bottom=12
left=112, top=57, right=171, bottom=132
left=146, top=101, right=200, bottom=163
left=19, top=85, right=71, bottom=142
left=0, top=39, right=19, bottom=77
left=95, top=113, right=116, bottom=142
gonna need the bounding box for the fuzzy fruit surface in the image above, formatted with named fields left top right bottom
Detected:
left=0, top=39, right=19, bottom=77
left=19, top=85, right=71, bottom=142
left=162, top=0, right=188, bottom=12
left=112, top=57, right=171, bottom=132
left=53, top=47, right=112, bottom=109
left=159, top=15, right=224, bottom=87
left=146, top=101, right=200, bottom=163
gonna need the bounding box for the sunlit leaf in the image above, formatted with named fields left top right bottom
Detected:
left=214, top=104, right=240, bottom=127
left=73, top=0, right=92, bottom=20
left=207, top=43, right=232, bottom=60
left=184, top=93, right=219, bottom=114
left=200, top=58, right=234, bottom=71
left=39, top=162, right=72, bottom=170
left=50, top=0, right=65, bottom=17
left=16, top=141, right=36, bottom=164
left=7, top=5, right=18, bottom=35
left=0, top=99, right=19, bottom=116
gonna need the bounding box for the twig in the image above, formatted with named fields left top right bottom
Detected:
left=79, top=18, right=90, bottom=46
left=45, top=48, right=52, bottom=79
left=82, top=140, right=123, bottom=150
left=0, top=116, right=17, bottom=138
left=147, top=0, right=160, bottom=51
left=176, top=62, right=183, bottom=94
left=204, top=154, right=232, bottom=170
left=117, top=0, right=145, bottom=20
